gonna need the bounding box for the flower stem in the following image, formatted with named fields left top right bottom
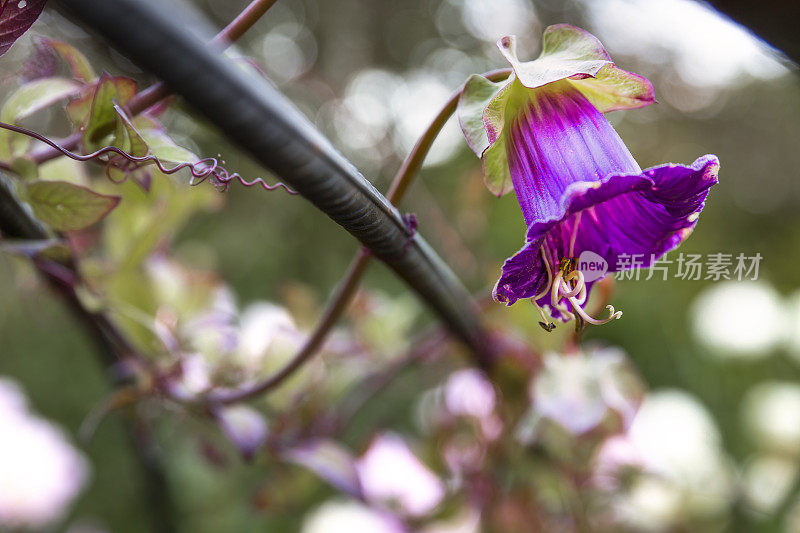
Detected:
left=15, top=0, right=279, bottom=169
left=210, top=69, right=512, bottom=404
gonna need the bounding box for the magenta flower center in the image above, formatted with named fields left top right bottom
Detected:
left=507, top=84, right=641, bottom=228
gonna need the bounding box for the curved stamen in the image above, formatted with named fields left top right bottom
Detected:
left=564, top=270, right=587, bottom=305
left=568, top=299, right=622, bottom=325
left=550, top=271, right=574, bottom=319
left=534, top=245, right=554, bottom=301
left=559, top=270, right=583, bottom=299
left=553, top=266, right=621, bottom=326
left=568, top=212, right=582, bottom=258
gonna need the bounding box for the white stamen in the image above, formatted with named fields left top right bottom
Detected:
left=568, top=300, right=622, bottom=325
left=535, top=246, right=554, bottom=301
left=550, top=271, right=574, bottom=319
left=569, top=212, right=582, bottom=257
left=564, top=270, right=587, bottom=305
left=550, top=264, right=622, bottom=326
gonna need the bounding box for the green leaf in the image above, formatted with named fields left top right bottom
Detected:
left=0, top=77, right=82, bottom=159
left=38, top=156, right=89, bottom=186
left=113, top=105, right=149, bottom=157
left=139, top=129, right=198, bottom=164
left=26, top=180, right=120, bottom=231
left=82, top=74, right=138, bottom=148
left=44, top=39, right=97, bottom=83
left=1, top=78, right=82, bottom=123
left=0, top=238, right=69, bottom=261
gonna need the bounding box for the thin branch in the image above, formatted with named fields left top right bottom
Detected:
left=208, top=69, right=511, bottom=403
left=19, top=0, right=279, bottom=169
left=208, top=249, right=371, bottom=404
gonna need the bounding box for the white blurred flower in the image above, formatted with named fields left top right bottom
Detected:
left=216, top=405, right=269, bottom=460
left=692, top=281, right=785, bottom=359
left=628, top=390, right=731, bottom=492
left=742, top=382, right=800, bottom=455
left=0, top=378, right=89, bottom=529
left=593, top=434, right=645, bottom=490
left=238, top=302, right=303, bottom=373
left=741, top=455, right=798, bottom=513
left=443, top=369, right=502, bottom=439
left=302, top=500, right=402, bottom=533
left=184, top=287, right=239, bottom=358
left=599, top=390, right=734, bottom=530
left=616, top=476, right=683, bottom=531
left=356, top=433, right=445, bottom=517
left=168, top=353, right=212, bottom=400
left=532, top=347, right=642, bottom=434
left=444, top=369, right=495, bottom=420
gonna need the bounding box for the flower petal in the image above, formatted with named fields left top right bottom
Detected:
left=458, top=74, right=517, bottom=196
left=535, top=155, right=720, bottom=271
left=494, top=156, right=719, bottom=308
left=457, top=74, right=510, bottom=158
left=497, top=27, right=609, bottom=90
left=569, top=63, right=655, bottom=113
left=492, top=235, right=548, bottom=305
left=497, top=25, right=654, bottom=112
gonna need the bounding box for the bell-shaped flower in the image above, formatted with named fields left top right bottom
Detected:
left=458, top=25, right=719, bottom=327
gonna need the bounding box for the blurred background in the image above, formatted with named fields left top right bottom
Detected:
left=1, top=0, right=799, bottom=531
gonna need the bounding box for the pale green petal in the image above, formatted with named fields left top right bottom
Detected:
left=482, top=134, right=512, bottom=197
left=497, top=25, right=655, bottom=111
left=457, top=74, right=511, bottom=157
left=497, top=26, right=610, bottom=90
left=569, top=63, right=655, bottom=112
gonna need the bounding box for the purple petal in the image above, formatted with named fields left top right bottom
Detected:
left=284, top=439, right=364, bottom=499
left=507, top=84, right=641, bottom=227
left=495, top=156, right=719, bottom=309
left=535, top=155, right=720, bottom=272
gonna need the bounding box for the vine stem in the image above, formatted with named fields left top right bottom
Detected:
left=10, top=0, right=279, bottom=170
left=210, top=68, right=512, bottom=404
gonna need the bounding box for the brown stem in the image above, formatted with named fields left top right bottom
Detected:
left=209, top=69, right=512, bottom=404
left=20, top=0, right=279, bottom=168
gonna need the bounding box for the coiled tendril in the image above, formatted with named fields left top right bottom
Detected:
left=0, top=121, right=298, bottom=195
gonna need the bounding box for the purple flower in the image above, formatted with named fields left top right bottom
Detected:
left=458, top=25, right=719, bottom=327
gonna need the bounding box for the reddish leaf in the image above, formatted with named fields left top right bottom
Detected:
left=21, top=37, right=56, bottom=81
left=44, top=38, right=96, bottom=83
left=0, top=0, right=47, bottom=57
